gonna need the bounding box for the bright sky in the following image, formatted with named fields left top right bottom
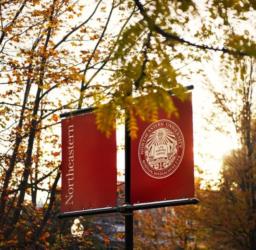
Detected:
left=192, top=84, right=239, bottom=183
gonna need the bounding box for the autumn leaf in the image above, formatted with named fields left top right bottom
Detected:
left=52, top=152, right=60, bottom=157
left=52, top=114, right=59, bottom=122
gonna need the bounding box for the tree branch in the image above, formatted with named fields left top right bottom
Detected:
left=133, top=0, right=251, bottom=57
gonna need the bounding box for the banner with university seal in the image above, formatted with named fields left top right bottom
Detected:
left=61, top=111, right=116, bottom=213
left=131, top=93, right=194, bottom=204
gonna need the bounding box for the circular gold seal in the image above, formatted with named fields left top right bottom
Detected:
left=138, top=119, right=185, bottom=179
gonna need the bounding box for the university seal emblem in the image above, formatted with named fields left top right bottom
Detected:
left=138, top=119, right=185, bottom=179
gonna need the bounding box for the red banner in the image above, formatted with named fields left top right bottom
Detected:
left=131, top=93, right=194, bottom=204
left=61, top=112, right=116, bottom=213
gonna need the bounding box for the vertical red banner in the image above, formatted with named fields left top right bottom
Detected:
left=61, top=112, right=116, bottom=213
left=131, top=93, right=194, bottom=204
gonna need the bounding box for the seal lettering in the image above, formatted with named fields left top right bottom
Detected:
left=138, top=119, right=185, bottom=179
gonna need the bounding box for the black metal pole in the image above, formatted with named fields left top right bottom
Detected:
left=125, top=118, right=133, bottom=250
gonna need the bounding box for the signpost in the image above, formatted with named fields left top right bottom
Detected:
left=59, top=87, right=198, bottom=250
left=125, top=118, right=133, bottom=249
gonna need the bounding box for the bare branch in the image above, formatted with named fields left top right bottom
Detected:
left=133, top=0, right=252, bottom=57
